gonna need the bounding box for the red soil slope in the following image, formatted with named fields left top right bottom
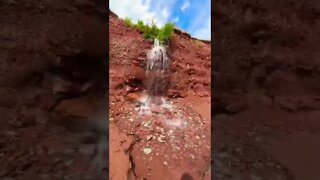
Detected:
left=109, top=11, right=211, bottom=180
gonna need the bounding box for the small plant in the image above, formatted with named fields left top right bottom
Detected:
left=157, top=23, right=174, bottom=43
left=124, top=17, right=134, bottom=27
left=123, top=17, right=175, bottom=44
left=136, top=20, right=145, bottom=30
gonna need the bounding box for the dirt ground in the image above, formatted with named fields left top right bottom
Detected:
left=0, top=1, right=108, bottom=179
left=212, top=0, right=320, bottom=179
left=109, top=11, right=211, bottom=180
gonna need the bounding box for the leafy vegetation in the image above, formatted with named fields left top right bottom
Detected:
left=124, top=17, right=134, bottom=27
left=123, top=17, right=175, bottom=44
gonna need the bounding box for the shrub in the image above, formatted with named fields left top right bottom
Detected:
left=124, top=17, right=134, bottom=27
left=157, top=23, right=174, bottom=43
left=123, top=17, right=175, bottom=44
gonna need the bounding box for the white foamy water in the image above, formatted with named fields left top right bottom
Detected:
left=137, top=38, right=172, bottom=116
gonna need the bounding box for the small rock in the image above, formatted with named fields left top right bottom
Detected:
left=146, top=135, right=153, bottom=141
left=157, top=135, right=166, bottom=143
left=163, top=161, right=168, bottom=165
left=143, top=148, right=152, bottom=155
left=142, top=121, right=152, bottom=128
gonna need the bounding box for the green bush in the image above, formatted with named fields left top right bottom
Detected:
left=124, top=17, right=134, bottom=27
left=123, top=17, right=174, bottom=44
left=157, top=23, right=174, bottom=43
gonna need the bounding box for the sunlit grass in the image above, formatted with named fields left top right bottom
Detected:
left=123, top=17, right=174, bottom=44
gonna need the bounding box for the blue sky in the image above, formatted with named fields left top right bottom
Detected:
left=110, top=0, right=211, bottom=40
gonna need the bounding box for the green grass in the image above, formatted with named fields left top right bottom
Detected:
left=123, top=17, right=174, bottom=44
left=124, top=17, right=134, bottom=27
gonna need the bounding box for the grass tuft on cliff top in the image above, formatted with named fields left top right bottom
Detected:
left=123, top=17, right=174, bottom=44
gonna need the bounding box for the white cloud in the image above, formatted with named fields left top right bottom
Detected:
left=180, top=1, right=190, bottom=12
left=110, top=0, right=176, bottom=28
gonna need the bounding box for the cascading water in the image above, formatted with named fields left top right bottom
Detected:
left=139, top=38, right=172, bottom=115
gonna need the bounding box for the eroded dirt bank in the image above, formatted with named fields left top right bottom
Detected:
left=213, top=0, right=320, bottom=179
left=0, top=1, right=108, bottom=179
left=109, top=11, right=211, bottom=180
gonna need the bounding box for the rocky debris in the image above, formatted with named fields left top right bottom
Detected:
left=111, top=100, right=210, bottom=179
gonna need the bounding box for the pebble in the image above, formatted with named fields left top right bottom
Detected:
left=143, top=148, right=152, bottom=155
left=146, top=135, right=153, bottom=141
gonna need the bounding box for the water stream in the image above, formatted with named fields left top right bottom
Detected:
left=139, top=38, right=172, bottom=115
